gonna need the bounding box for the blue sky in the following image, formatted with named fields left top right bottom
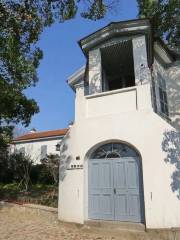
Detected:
left=25, top=0, right=138, bottom=131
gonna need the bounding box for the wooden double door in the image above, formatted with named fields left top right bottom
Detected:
left=88, top=157, right=144, bottom=222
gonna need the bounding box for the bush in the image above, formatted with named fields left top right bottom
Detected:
left=0, top=183, right=58, bottom=207
left=0, top=152, right=58, bottom=187
left=30, top=164, right=54, bottom=185
left=2, top=183, right=20, bottom=191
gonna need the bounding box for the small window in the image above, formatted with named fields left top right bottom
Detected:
left=157, top=74, right=169, bottom=117
left=19, top=147, right=25, bottom=156
left=41, top=145, right=47, bottom=159
left=152, top=79, right=157, bottom=113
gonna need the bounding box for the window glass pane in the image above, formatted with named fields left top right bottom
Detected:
left=41, top=145, right=47, bottom=159
left=159, top=88, right=163, bottom=100
left=152, top=80, right=157, bottom=112
left=19, top=147, right=25, bottom=156
left=92, top=148, right=106, bottom=159
left=91, top=143, right=138, bottom=159
left=106, top=152, right=120, bottom=158
left=157, top=74, right=169, bottom=117
left=160, top=101, right=165, bottom=114
left=158, top=73, right=166, bottom=89
left=163, top=91, right=168, bottom=104
left=164, top=104, right=169, bottom=116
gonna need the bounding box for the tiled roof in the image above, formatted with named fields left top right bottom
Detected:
left=13, top=128, right=69, bottom=142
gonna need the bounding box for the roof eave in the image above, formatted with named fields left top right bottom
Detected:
left=154, top=37, right=179, bottom=62
left=68, top=66, right=85, bottom=91
left=12, top=135, right=65, bottom=144
left=79, top=18, right=151, bottom=56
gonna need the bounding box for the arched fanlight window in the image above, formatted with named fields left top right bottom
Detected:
left=91, top=142, right=139, bottom=159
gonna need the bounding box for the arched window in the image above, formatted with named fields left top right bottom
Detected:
left=91, top=142, right=139, bottom=159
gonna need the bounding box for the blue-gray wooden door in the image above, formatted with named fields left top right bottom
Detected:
left=88, top=157, right=144, bottom=222
left=88, top=159, right=114, bottom=220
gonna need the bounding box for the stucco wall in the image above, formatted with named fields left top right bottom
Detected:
left=13, top=138, right=63, bottom=164
left=153, top=58, right=180, bottom=131
left=59, top=85, right=180, bottom=229
left=167, top=61, right=180, bottom=131
left=75, top=83, right=152, bottom=122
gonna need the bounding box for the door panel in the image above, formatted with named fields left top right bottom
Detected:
left=126, top=159, right=141, bottom=221
left=114, top=194, right=128, bottom=217
left=114, top=161, right=126, bottom=189
left=114, top=158, right=142, bottom=222
left=127, top=160, right=138, bottom=189
left=113, top=160, right=128, bottom=220
left=89, top=159, right=114, bottom=220
left=128, top=194, right=140, bottom=218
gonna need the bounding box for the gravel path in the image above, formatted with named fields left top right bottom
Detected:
left=0, top=204, right=117, bottom=240
left=0, top=203, right=179, bottom=240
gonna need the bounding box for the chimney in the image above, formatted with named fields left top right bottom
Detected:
left=29, top=128, right=37, bottom=133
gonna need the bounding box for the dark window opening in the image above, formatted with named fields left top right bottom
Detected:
left=159, top=86, right=169, bottom=116
left=158, top=73, right=169, bottom=117
left=152, top=79, right=157, bottom=113
left=101, top=40, right=135, bottom=92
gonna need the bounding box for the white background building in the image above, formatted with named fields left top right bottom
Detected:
left=58, top=19, right=180, bottom=229
left=12, top=128, right=68, bottom=164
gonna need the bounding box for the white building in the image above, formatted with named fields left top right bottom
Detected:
left=58, top=19, right=180, bottom=229
left=12, top=128, right=68, bottom=164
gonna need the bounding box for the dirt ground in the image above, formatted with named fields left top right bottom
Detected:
left=0, top=203, right=179, bottom=240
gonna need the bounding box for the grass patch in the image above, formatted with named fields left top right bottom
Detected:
left=0, top=183, right=58, bottom=208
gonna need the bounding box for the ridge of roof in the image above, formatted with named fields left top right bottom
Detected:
left=13, top=128, right=69, bottom=142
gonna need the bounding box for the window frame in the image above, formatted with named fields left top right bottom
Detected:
left=19, top=147, right=25, bottom=156
left=154, top=73, right=169, bottom=119
left=40, top=145, right=47, bottom=160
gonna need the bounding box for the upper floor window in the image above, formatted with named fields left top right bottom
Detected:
left=152, top=73, right=169, bottom=119
left=157, top=74, right=169, bottom=117
left=101, top=40, right=135, bottom=92
left=41, top=145, right=47, bottom=159
left=19, top=147, right=25, bottom=156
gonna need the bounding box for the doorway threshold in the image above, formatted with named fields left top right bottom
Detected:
left=84, top=220, right=145, bottom=233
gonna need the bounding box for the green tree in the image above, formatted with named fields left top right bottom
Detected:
left=1, top=0, right=179, bottom=134
left=0, top=126, right=13, bottom=183
left=137, top=0, right=180, bottom=49
left=0, top=0, right=118, bottom=155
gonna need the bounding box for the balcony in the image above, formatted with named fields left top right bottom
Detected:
left=86, top=86, right=137, bottom=118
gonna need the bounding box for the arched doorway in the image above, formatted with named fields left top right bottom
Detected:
left=88, top=142, right=144, bottom=223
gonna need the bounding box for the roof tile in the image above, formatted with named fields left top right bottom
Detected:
left=13, top=128, right=69, bottom=142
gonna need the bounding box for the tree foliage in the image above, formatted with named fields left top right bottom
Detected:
left=8, top=152, right=34, bottom=191
left=41, top=154, right=60, bottom=185
left=0, top=126, right=13, bottom=183
left=0, top=0, right=118, bottom=155
left=0, top=0, right=179, bottom=131
left=0, top=151, right=55, bottom=187
left=137, top=0, right=180, bottom=49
